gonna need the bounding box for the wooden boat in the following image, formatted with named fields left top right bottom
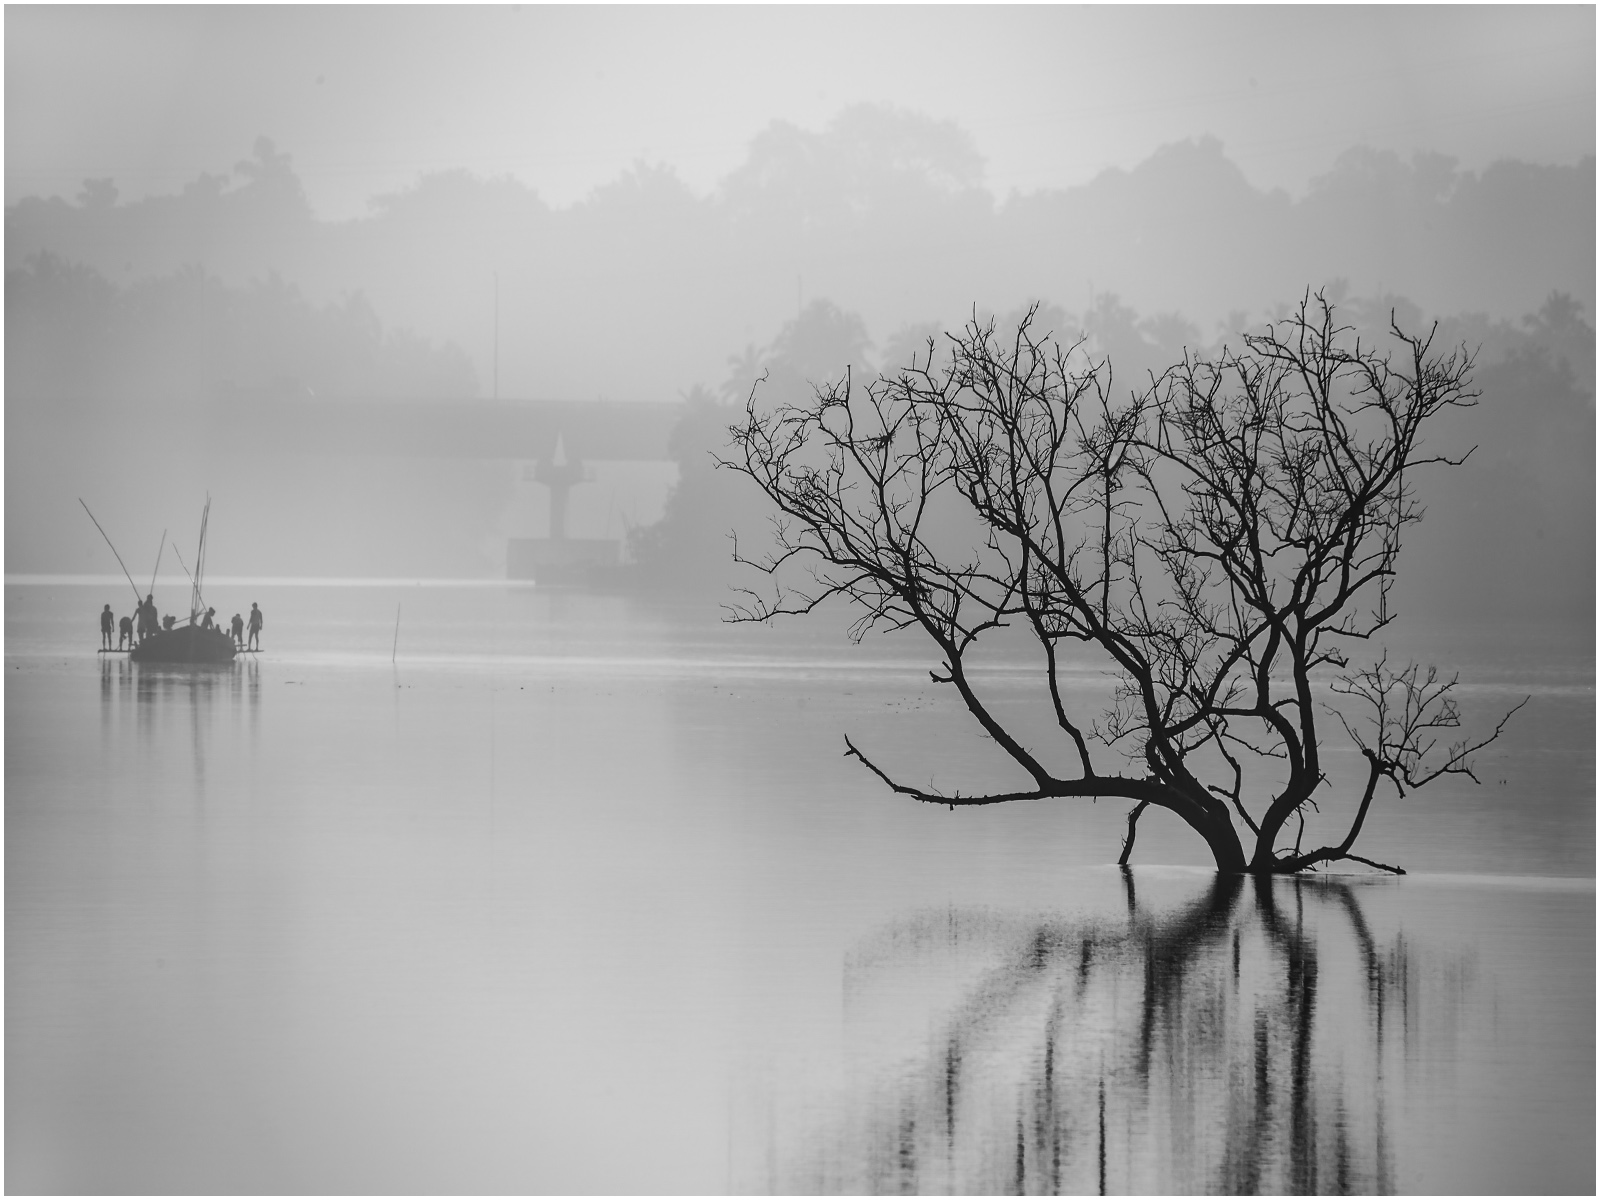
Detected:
left=129, top=622, right=237, bottom=664
left=86, top=494, right=238, bottom=665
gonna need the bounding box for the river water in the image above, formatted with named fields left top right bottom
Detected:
left=6, top=580, right=1593, bottom=1193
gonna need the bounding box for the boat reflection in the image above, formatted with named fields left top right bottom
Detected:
left=761, top=872, right=1461, bottom=1195
left=99, top=656, right=259, bottom=790
left=100, top=654, right=257, bottom=706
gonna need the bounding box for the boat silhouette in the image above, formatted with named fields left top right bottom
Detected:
left=129, top=619, right=237, bottom=664
left=85, top=495, right=238, bottom=665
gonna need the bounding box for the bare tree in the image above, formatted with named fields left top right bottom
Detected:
left=723, top=294, right=1522, bottom=874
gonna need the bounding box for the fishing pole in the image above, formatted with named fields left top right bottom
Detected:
left=147, top=528, right=166, bottom=599
left=169, top=542, right=195, bottom=587
left=168, top=542, right=202, bottom=625
left=78, top=498, right=143, bottom=607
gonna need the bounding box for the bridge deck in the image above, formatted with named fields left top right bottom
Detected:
left=208, top=397, right=686, bottom=461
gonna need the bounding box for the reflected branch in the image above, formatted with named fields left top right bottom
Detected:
left=775, top=873, right=1437, bottom=1195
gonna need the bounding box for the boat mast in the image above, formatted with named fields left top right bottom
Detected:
left=190, top=495, right=211, bottom=620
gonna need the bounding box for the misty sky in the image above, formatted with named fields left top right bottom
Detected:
left=7, top=5, right=1593, bottom=219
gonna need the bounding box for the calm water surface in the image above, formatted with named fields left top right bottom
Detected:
left=6, top=581, right=1593, bottom=1193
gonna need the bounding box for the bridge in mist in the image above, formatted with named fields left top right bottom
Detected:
left=209, top=396, right=686, bottom=462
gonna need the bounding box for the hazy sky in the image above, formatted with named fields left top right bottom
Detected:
left=6, top=5, right=1594, bottom=219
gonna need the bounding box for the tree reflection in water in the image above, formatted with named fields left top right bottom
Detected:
left=761, top=872, right=1458, bottom=1196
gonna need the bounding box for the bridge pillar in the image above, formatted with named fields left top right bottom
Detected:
left=532, top=456, right=588, bottom=540
left=509, top=434, right=619, bottom=582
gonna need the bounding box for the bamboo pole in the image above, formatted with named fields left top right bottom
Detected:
left=78, top=499, right=142, bottom=607
left=147, top=529, right=165, bottom=598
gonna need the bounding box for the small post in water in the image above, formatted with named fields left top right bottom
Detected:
left=392, top=603, right=401, bottom=664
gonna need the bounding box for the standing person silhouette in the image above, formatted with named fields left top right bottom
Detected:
left=100, top=604, right=114, bottom=650
left=138, top=593, right=158, bottom=645
left=230, top=613, right=244, bottom=648
left=247, top=602, right=263, bottom=651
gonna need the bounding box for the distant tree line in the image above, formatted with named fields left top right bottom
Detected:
left=5, top=240, right=493, bottom=579
left=5, top=251, right=477, bottom=416
left=5, top=113, right=1591, bottom=598
left=5, top=111, right=1592, bottom=408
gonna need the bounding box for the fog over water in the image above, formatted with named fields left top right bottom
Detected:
left=6, top=584, right=1594, bottom=1192
left=5, top=6, right=1594, bottom=1195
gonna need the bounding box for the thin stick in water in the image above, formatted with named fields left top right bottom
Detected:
left=392, top=603, right=401, bottom=663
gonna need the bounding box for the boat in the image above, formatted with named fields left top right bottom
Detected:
left=85, top=495, right=239, bottom=665
left=129, top=621, right=237, bottom=664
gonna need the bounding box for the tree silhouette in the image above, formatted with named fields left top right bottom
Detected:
left=630, top=301, right=875, bottom=589
left=762, top=299, right=876, bottom=402
left=232, top=136, right=310, bottom=216
left=721, top=103, right=987, bottom=229
left=627, top=384, right=749, bottom=584
left=724, top=293, right=1521, bottom=874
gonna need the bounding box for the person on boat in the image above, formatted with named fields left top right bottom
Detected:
left=162, top=614, right=176, bottom=632
left=117, top=614, right=133, bottom=650
left=247, top=603, right=263, bottom=651
left=138, top=593, right=158, bottom=644
left=201, top=608, right=217, bottom=631
left=230, top=612, right=244, bottom=648
left=100, top=604, right=114, bottom=650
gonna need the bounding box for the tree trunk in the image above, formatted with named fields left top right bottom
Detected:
left=1161, top=793, right=1249, bottom=873
left=1199, top=818, right=1249, bottom=873
left=1248, top=804, right=1302, bottom=873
